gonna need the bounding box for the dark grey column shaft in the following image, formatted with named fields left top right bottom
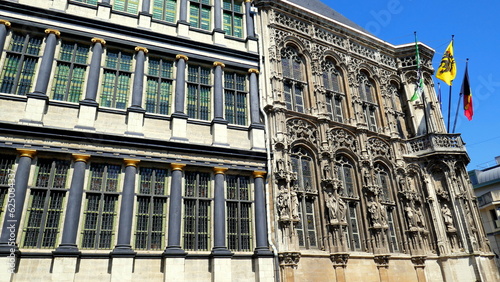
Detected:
left=56, top=155, right=90, bottom=252
left=179, top=0, right=188, bottom=23
left=114, top=159, right=139, bottom=253
left=33, top=30, right=59, bottom=95
left=102, top=0, right=111, bottom=4
left=0, top=149, right=35, bottom=252
left=214, top=0, right=222, bottom=31
left=174, top=55, right=188, bottom=115
left=253, top=171, right=270, bottom=254
left=213, top=62, right=225, bottom=121
left=0, top=20, right=11, bottom=53
left=83, top=38, right=105, bottom=102
left=131, top=47, right=147, bottom=109
left=141, top=0, right=150, bottom=13
left=245, top=1, right=255, bottom=38
left=212, top=167, right=230, bottom=255
left=165, top=163, right=186, bottom=254
left=249, top=69, right=260, bottom=124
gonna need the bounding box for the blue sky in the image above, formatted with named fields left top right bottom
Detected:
left=322, top=0, right=500, bottom=170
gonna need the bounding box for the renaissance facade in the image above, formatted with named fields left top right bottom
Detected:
left=0, top=0, right=498, bottom=281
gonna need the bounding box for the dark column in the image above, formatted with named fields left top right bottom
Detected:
left=129, top=46, right=148, bottom=111
left=253, top=171, right=272, bottom=256
left=213, top=62, right=226, bottom=123
left=248, top=69, right=262, bottom=126
left=54, top=154, right=90, bottom=255
left=245, top=0, right=256, bottom=38
left=101, top=0, right=111, bottom=5
left=141, top=0, right=151, bottom=15
left=178, top=0, right=189, bottom=24
left=31, top=29, right=60, bottom=98
left=82, top=38, right=106, bottom=105
left=0, top=20, right=11, bottom=53
left=214, top=0, right=223, bottom=33
left=0, top=149, right=36, bottom=254
left=164, top=163, right=187, bottom=256
left=211, top=167, right=232, bottom=256
left=112, top=159, right=140, bottom=256
left=172, top=54, right=188, bottom=118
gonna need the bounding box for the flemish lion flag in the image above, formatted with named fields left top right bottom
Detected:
left=411, top=34, right=424, bottom=101
left=462, top=62, right=473, bottom=120
left=436, top=41, right=457, bottom=85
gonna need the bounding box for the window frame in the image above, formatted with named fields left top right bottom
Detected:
left=186, top=64, right=212, bottom=120
left=189, top=0, right=212, bottom=31
left=281, top=46, right=307, bottom=113
left=222, top=0, right=244, bottom=38
left=145, top=56, right=174, bottom=115
left=113, top=0, right=140, bottom=15
left=226, top=175, right=252, bottom=252
left=100, top=48, right=133, bottom=110
left=224, top=71, right=248, bottom=125
left=152, top=0, right=178, bottom=23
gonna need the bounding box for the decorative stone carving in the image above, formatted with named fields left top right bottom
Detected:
left=315, top=27, right=345, bottom=48
left=327, top=128, right=358, bottom=152
left=279, top=252, right=301, bottom=268
left=330, top=253, right=350, bottom=267
left=274, top=12, right=310, bottom=34
left=325, top=192, right=347, bottom=225
left=411, top=256, right=426, bottom=267
left=277, top=188, right=291, bottom=221
left=367, top=197, right=388, bottom=228
left=287, top=119, right=319, bottom=146
left=374, top=255, right=390, bottom=268
left=441, top=203, right=456, bottom=232
left=367, top=138, right=393, bottom=161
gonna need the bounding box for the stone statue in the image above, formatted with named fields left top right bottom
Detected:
left=276, top=189, right=289, bottom=220
left=290, top=190, right=299, bottom=220
left=325, top=192, right=338, bottom=224
left=368, top=197, right=382, bottom=227
left=338, top=197, right=347, bottom=223
left=405, top=203, right=417, bottom=229
left=441, top=204, right=455, bottom=231
left=414, top=205, right=425, bottom=228
left=322, top=159, right=331, bottom=179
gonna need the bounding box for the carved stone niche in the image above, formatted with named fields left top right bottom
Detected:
left=374, top=255, right=390, bottom=268
left=330, top=253, right=350, bottom=268
left=279, top=252, right=301, bottom=268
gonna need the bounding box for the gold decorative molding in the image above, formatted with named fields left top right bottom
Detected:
left=91, top=37, right=106, bottom=45
left=171, top=163, right=186, bottom=171
left=176, top=54, right=189, bottom=61
left=213, top=61, right=225, bottom=68
left=0, top=20, right=11, bottom=27
left=244, top=0, right=252, bottom=2
left=45, top=28, right=61, bottom=38
left=16, top=149, right=36, bottom=159
left=135, top=46, right=149, bottom=54
left=213, top=167, right=228, bottom=175
left=124, top=159, right=140, bottom=167
left=253, top=171, right=266, bottom=178
left=248, top=68, right=260, bottom=74
left=72, top=154, right=91, bottom=163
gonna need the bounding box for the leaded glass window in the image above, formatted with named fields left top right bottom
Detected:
left=190, top=0, right=211, bottom=31
left=226, top=175, right=251, bottom=251
left=347, top=205, right=361, bottom=251
left=187, top=64, right=211, bottom=120
left=322, top=60, right=344, bottom=122
left=358, top=73, right=378, bottom=131
left=0, top=155, right=15, bottom=222
left=0, top=32, right=42, bottom=95
left=114, top=0, right=139, bottom=14
left=224, top=71, right=247, bottom=125
left=146, top=57, right=174, bottom=115
left=88, top=164, right=121, bottom=192
left=387, top=209, right=399, bottom=252
left=100, top=49, right=133, bottom=109
left=152, top=0, right=177, bottom=23
left=81, top=194, right=118, bottom=249
left=336, top=156, right=355, bottom=198
left=22, top=159, right=70, bottom=248
left=374, top=163, right=391, bottom=203
left=291, top=148, right=313, bottom=193
left=183, top=172, right=211, bottom=251
left=296, top=197, right=317, bottom=249
left=282, top=46, right=306, bottom=113
left=223, top=0, right=243, bottom=38
left=51, top=41, right=89, bottom=103
left=135, top=168, right=168, bottom=250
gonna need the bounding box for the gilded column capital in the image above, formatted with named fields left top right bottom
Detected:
left=45, top=28, right=61, bottom=38
left=244, top=0, right=252, bottom=2
left=91, top=37, right=106, bottom=45
left=16, top=148, right=36, bottom=159
left=0, top=20, right=11, bottom=27
left=213, top=61, right=225, bottom=68
left=213, top=167, right=228, bottom=175
left=248, top=68, right=260, bottom=74
left=171, top=163, right=186, bottom=171
left=253, top=171, right=266, bottom=178
left=176, top=54, right=189, bottom=61
left=72, top=154, right=91, bottom=163
left=124, top=159, right=140, bottom=167
left=135, top=46, right=149, bottom=54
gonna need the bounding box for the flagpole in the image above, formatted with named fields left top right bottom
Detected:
left=446, top=35, right=455, bottom=133
left=453, top=58, right=470, bottom=133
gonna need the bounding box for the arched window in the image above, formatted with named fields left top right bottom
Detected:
left=291, top=147, right=317, bottom=249
left=322, top=60, right=344, bottom=122
left=358, top=73, right=378, bottom=131
left=374, top=163, right=391, bottom=203
left=336, top=155, right=355, bottom=197
left=282, top=46, right=306, bottom=113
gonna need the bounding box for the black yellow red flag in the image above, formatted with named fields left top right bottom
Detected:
left=461, top=61, right=473, bottom=120
left=436, top=41, right=457, bottom=85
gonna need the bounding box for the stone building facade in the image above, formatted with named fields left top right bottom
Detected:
left=255, top=0, right=498, bottom=281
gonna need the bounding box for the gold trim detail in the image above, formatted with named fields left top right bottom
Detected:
left=124, top=159, right=140, bottom=167
left=244, top=0, right=252, bottom=3
left=91, top=37, right=106, bottom=45
left=214, top=167, right=228, bottom=174
left=72, top=154, right=91, bottom=163
left=171, top=163, right=186, bottom=171
left=45, top=28, right=61, bottom=38
left=135, top=46, right=149, bottom=54
left=0, top=20, right=11, bottom=27
left=253, top=171, right=266, bottom=178
left=176, top=54, right=189, bottom=61
left=16, top=149, right=36, bottom=159
left=248, top=68, right=260, bottom=74
left=213, top=61, right=226, bottom=68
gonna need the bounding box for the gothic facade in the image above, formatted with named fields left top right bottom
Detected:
left=255, top=0, right=498, bottom=281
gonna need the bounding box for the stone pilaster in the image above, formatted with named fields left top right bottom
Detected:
left=279, top=252, right=301, bottom=282
left=164, top=163, right=187, bottom=256
left=211, top=167, right=232, bottom=256
left=248, top=69, right=265, bottom=150
left=170, top=55, right=189, bottom=142
left=330, top=253, right=349, bottom=282
left=126, top=46, right=148, bottom=136
left=212, top=62, right=229, bottom=146
left=177, top=0, right=190, bottom=36
left=411, top=256, right=427, bottom=282
left=374, top=255, right=390, bottom=282
left=139, top=0, right=152, bottom=27
left=212, top=0, right=224, bottom=44
left=253, top=171, right=272, bottom=256
left=245, top=0, right=256, bottom=38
